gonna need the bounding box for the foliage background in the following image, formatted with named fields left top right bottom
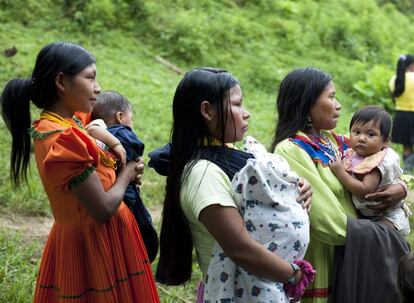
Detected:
left=1, top=0, right=414, bottom=301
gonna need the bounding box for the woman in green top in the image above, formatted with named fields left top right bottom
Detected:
left=271, top=67, right=408, bottom=303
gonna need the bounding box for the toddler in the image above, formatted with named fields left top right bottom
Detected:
left=87, top=90, right=158, bottom=262
left=330, top=105, right=410, bottom=236
left=204, top=136, right=315, bottom=303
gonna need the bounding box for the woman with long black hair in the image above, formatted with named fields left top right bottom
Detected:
left=156, top=67, right=313, bottom=302
left=1, top=41, right=159, bottom=302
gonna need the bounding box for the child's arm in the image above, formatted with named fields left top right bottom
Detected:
left=329, top=159, right=381, bottom=198
left=86, top=123, right=127, bottom=167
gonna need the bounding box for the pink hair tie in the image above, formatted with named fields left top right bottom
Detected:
left=283, top=259, right=316, bottom=301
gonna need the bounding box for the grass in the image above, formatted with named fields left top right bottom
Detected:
left=1, top=7, right=414, bottom=301
left=0, top=228, right=40, bottom=303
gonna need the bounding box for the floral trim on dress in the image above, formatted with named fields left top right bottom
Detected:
left=69, top=165, right=97, bottom=189
left=28, top=127, right=64, bottom=139
left=73, top=115, right=85, bottom=130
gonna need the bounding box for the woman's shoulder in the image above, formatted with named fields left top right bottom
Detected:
left=274, top=133, right=301, bottom=150
left=182, top=159, right=233, bottom=197
left=29, top=118, right=66, bottom=139
left=181, top=159, right=236, bottom=216
left=32, top=119, right=99, bottom=166
left=185, top=159, right=228, bottom=180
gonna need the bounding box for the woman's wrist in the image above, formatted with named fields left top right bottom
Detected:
left=110, top=140, right=122, bottom=149
left=397, top=180, right=408, bottom=199
left=287, top=262, right=302, bottom=285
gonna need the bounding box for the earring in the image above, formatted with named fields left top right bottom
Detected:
left=306, top=116, right=313, bottom=129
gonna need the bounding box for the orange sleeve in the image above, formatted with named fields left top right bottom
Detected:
left=43, top=127, right=99, bottom=190
left=74, top=112, right=91, bottom=126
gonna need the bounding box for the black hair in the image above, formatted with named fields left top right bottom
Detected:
left=0, top=41, right=96, bottom=187
left=271, top=67, right=332, bottom=150
left=392, top=54, right=414, bottom=99
left=349, top=105, right=392, bottom=141
left=156, top=67, right=239, bottom=285
left=91, top=90, right=132, bottom=125
left=398, top=252, right=414, bottom=303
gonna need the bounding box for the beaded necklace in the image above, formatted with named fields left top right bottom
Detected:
left=40, top=111, right=83, bottom=129
left=40, top=111, right=117, bottom=170
left=308, top=132, right=340, bottom=161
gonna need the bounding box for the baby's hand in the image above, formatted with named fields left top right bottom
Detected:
left=111, top=143, right=127, bottom=167
left=328, top=155, right=345, bottom=175
left=133, top=157, right=145, bottom=185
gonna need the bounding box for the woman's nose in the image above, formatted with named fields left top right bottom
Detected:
left=243, top=108, right=250, bottom=120
left=95, top=81, right=101, bottom=95
left=335, top=99, right=341, bottom=110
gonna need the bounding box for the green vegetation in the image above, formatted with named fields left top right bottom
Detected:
left=1, top=0, right=414, bottom=301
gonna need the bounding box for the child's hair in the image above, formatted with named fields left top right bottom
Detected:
left=271, top=67, right=332, bottom=150
left=393, top=54, right=414, bottom=99
left=349, top=105, right=392, bottom=141
left=0, top=41, right=96, bottom=187
left=157, top=67, right=239, bottom=285
left=91, top=90, right=132, bottom=124
left=398, top=252, right=414, bottom=303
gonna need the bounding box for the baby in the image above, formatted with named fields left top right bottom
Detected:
left=330, top=105, right=410, bottom=236
left=204, top=136, right=314, bottom=303
left=86, top=90, right=158, bottom=262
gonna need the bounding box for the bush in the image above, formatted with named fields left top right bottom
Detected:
left=351, top=65, right=394, bottom=112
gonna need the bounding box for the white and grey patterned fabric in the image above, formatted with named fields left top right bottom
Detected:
left=204, top=137, right=310, bottom=303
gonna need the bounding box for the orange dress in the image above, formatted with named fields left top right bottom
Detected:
left=30, top=115, right=159, bottom=303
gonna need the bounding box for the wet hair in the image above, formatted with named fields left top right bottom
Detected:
left=349, top=105, right=392, bottom=141
left=157, top=67, right=239, bottom=285
left=392, top=54, right=414, bottom=99
left=0, top=41, right=96, bottom=187
left=398, top=252, right=414, bottom=303
left=91, top=90, right=132, bottom=126
left=271, top=67, right=332, bottom=150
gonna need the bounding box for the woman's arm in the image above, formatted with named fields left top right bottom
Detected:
left=72, top=158, right=144, bottom=222
left=199, top=204, right=301, bottom=283
left=365, top=182, right=407, bottom=212
left=275, top=140, right=352, bottom=246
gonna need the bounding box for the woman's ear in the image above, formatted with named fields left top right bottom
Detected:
left=200, top=100, right=216, bottom=121
left=55, top=72, right=66, bottom=93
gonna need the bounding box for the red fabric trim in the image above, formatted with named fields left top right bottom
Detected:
left=303, top=287, right=330, bottom=298
left=292, top=134, right=320, bottom=149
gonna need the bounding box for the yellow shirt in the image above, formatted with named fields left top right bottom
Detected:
left=389, top=72, right=414, bottom=111
left=180, top=160, right=238, bottom=280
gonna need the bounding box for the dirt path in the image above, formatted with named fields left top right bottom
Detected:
left=0, top=212, right=53, bottom=243
left=0, top=206, right=162, bottom=243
